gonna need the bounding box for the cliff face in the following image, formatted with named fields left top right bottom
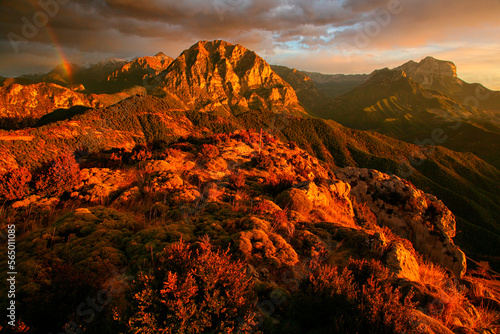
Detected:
left=397, top=56, right=458, bottom=79
left=335, top=167, right=466, bottom=277
left=0, top=82, right=99, bottom=120
left=157, top=40, right=306, bottom=115
left=0, top=82, right=146, bottom=126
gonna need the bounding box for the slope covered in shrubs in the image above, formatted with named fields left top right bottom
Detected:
left=1, top=132, right=498, bottom=333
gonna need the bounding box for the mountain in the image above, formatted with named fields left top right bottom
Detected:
left=107, top=52, right=174, bottom=91
left=271, top=65, right=329, bottom=115
left=316, top=68, right=500, bottom=168
left=0, top=81, right=146, bottom=129
left=42, top=58, right=127, bottom=93
left=155, top=40, right=306, bottom=115
left=302, top=71, right=369, bottom=98
left=395, top=56, right=500, bottom=112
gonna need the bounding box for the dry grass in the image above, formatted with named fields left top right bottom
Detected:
left=417, top=259, right=500, bottom=332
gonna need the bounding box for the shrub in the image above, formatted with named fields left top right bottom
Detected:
left=272, top=209, right=294, bottom=237
left=352, top=198, right=378, bottom=229
left=129, top=145, right=153, bottom=163
left=126, top=239, right=259, bottom=333
left=35, top=154, right=80, bottom=197
left=0, top=167, right=32, bottom=201
left=287, top=259, right=417, bottom=334
left=198, top=144, right=220, bottom=161
left=264, top=170, right=295, bottom=195
left=229, top=170, right=246, bottom=189
left=251, top=153, right=273, bottom=169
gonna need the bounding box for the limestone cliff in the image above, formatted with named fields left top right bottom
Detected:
left=335, top=167, right=466, bottom=278
left=107, top=52, right=174, bottom=89
left=157, top=40, right=306, bottom=115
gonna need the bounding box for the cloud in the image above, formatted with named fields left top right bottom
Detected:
left=0, top=0, right=498, bottom=88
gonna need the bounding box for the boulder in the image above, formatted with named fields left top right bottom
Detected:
left=276, top=188, right=313, bottom=215
left=386, top=242, right=420, bottom=281
left=335, top=167, right=466, bottom=278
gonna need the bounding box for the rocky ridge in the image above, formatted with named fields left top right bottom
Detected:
left=107, top=52, right=174, bottom=89
left=0, top=82, right=146, bottom=126
left=11, top=131, right=465, bottom=279
left=157, top=40, right=306, bottom=115
left=335, top=167, right=466, bottom=278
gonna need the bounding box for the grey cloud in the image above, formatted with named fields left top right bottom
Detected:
left=0, top=0, right=499, bottom=78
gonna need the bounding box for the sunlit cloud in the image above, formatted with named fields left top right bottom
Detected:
left=0, top=0, right=498, bottom=88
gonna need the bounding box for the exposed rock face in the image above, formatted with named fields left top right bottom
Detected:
left=0, top=83, right=100, bottom=120
left=0, top=82, right=146, bottom=123
left=335, top=167, right=466, bottom=278
left=396, top=56, right=457, bottom=79
left=108, top=53, right=174, bottom=89
left=158, top=40, right=306, bottom=115
left=386, top=242, right=420, bottom=281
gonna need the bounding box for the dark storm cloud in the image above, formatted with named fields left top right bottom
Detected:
left=0, top=0, right=499, bottom=87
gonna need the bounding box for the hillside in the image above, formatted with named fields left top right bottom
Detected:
left=1, top=128, right=498, bottom=333
left=309, top=68, right=500, bottom=168
left=0, top=40, right=499, bottom=333
left=0, top=94, right=498, bottom=265
left=302, top=71, right=369, bottom=98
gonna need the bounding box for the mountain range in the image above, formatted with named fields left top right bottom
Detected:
left=1, top=39, right=499, bottom=333
left=0, top=40, right=498, bottom=268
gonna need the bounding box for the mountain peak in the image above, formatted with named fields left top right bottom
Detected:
left=153, top=52, right=168, bottom=59
left=396, top=56, right=457, bottom=78
left=157, top=40, right=305, bottom=115
left=95, top=57, right=127, bottom=67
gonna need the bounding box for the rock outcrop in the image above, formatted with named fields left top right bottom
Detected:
left=0, top=82, right=146, bottom=123
left=396, top=56, right=458, bottom=79
left=157, top=40, right=306, bottom=115
left=108, top=52, right=174, bottom=89
left=335, top=167, right=466, bottom=278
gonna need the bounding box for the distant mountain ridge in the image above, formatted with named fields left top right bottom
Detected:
left=395, top=56, right=500, bottom=112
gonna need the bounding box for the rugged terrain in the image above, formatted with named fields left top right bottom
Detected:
left=0, top=40, right=499, bottom=333
left=1, top=130, right=498, bottom=333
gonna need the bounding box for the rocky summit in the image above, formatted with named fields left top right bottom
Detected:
left=157, top=40, right=306, bottom=115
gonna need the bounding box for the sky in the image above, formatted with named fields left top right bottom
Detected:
left=0, top=0, right=499, bottom=89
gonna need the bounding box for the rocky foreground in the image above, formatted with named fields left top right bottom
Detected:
left=1, top=130, right=498, bottom=333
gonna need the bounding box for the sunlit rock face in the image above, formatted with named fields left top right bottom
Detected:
left=335, top=167, right=466, bottom=278
left=157, top=40, right=306, bottom=115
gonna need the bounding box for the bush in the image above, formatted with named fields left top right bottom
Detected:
left=0, top=167, right=32, bottom=201
left=352, top=198, right=378, bottom=229
left=129, top=145, right=153, bottom=163
left=229, top=170, right=246, bottom=189
left=264, top=171, right=295, bottom=195
left=198, top=144, right=220, bottom=161
left=35, top=154, right=81, bottom=197
left=126, top=239, right=259, bottom=333
left=252, top=153, right=273, bottom=169
left=286, top=259, right=417, bottom=334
